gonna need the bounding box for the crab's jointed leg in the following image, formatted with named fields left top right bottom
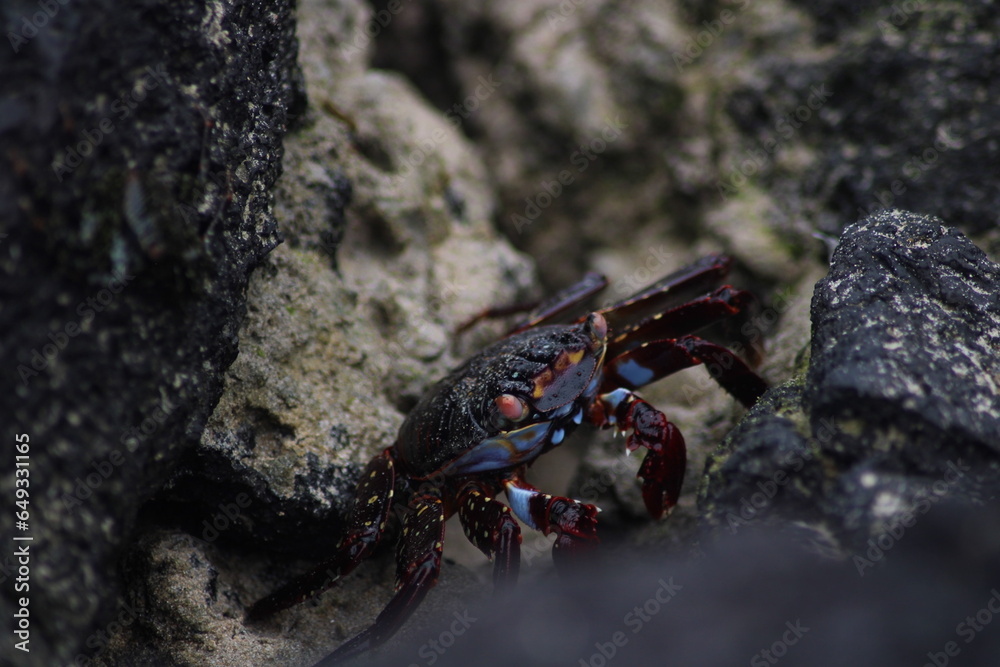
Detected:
left=457, top=271, right=609, bottom=335
left=316, top=493, right=446, bottom=666
left=457, top=481, right=521, bottom=593
left=602, top=334, right=767, bottom=408
left=246, top=449, right=396, bottom=621
left=604, top=285, right=753, bottom=355
left=598, top=253, right=735, bottom=331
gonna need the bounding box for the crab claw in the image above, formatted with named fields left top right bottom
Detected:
left=550, top=498, right=600, bottom=569
left=503, top=478, right=600, bottom=570
left=632, top=416, right=686, bottom=519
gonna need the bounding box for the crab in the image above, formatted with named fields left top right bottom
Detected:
left=247, top=254, right=767, bottom=665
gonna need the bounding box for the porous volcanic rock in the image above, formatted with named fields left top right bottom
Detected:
left=0, top=1, right=301, bottom=664
left=701, top=209, right=1000, bottom=556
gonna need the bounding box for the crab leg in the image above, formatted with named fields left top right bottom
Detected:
left=502, top=473, right=599, bottom=568
left=599, top=253, right=734, bottom=332
left=606, top=286, right=753, bottom=355
left=457, top=271, right=609, bottom=335
left=506, top=271, right=609, bottom=334
left=457, top=481, right=521, bottom=593
left=588, top=389, right=686, bottom=519
left=602, top=334, right=767, bottom=408
left=316, top=494, right=446, bottom=666
left=246, top=449, right=396, bottom=621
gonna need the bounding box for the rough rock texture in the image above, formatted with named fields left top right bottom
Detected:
left=809, top=213, right=1000, bottom=456
left=379, top=0, right=822, bottom=289
left=100, top=527, right=481, bottom=667
left=721, top=0, right=1000, bottom=238
left=0, top=1, right=301, bottom=665
left=96, top=0, right=533, bottom=664
left=701, top=210, right=1000, bottom=554
left=389, top=0, right=1000, bottom=288
left=430, top=0, right=689, bottom=276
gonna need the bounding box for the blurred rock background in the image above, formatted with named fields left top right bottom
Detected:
left=1, top=0, right=998, bottom=665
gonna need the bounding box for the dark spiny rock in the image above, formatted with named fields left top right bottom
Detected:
left=808, top=211, right=1000, bottom=455
left=701, top=210, right=1000, bottom=555
left=0, top=1, right=302, bottom=664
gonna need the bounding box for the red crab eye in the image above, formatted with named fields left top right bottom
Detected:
left=495, top=394, right=529, bottom=423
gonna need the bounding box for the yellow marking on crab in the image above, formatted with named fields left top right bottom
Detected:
left=531, top=368, right=555, bottom=398
left=367, top=495, right=379, bottom=504
left=533, top=348, right=589, bottom=398
left=553, top=348, right=585, bottom=372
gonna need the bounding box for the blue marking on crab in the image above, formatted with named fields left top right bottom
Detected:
left=599, top=387, right=633, bottom=426
left=503, top=481, right=540, bottom=530
left=614, top=358, right=655, bottom=387
left=442, top=421, right=553, bottom=475
left=548, top=401, right=579, bottom=420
